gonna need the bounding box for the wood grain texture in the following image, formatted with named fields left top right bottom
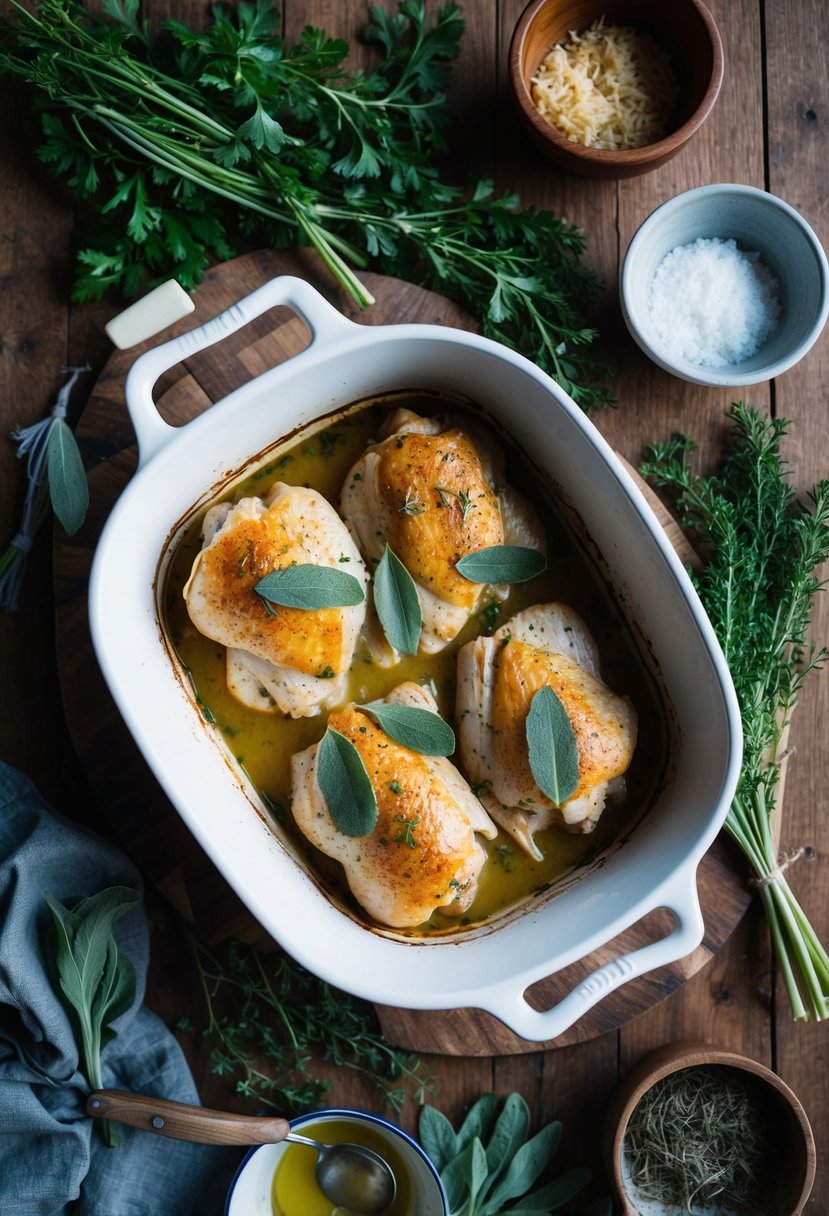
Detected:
left=2, top=0, right=826, bottom=1207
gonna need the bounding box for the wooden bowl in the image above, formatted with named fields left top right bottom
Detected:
left=508, top=0, right=724, bottom=179
left=603, top=1042, right=816, bottom=1215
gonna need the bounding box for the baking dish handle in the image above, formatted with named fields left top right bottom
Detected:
left=124, top=276, right=357, bottom=468
left=480, top=868, right=705, bottom=1042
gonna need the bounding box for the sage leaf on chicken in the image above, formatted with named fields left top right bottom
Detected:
left=526, top=685, right=580, bottom=806
left=254, top=564, right=365, bottom=610
left=317, top=727, right=378, bottom=836
left=455, top=545, right=547, bottom=585
left=358, top=699, right=456, bottom=755
left=373, top=544, right=423, bottom=655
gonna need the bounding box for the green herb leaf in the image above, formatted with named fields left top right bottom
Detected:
left=455, top=545, right=547, bottom=584
left=641, top=402, right=829, bottom=1024
left=373, top=545, right=422, bottom=654
left=456, top=1092, right=498, bottom=1151
left=317, top=728, right=378, bottom=837
left=0, top=0, right=613, bottom=408
left=180, top=928, right=432, bottom=1119
left=419, top=1092, right=594, bottom=1216
left=358, top=700, right=455, bottom=755
left=418, top=1105, right=459, bottom=1172
left=43, top=885, right=140, bottom=1146
left=481, top=1091, right=530, bottom=1181
left=46, top=418, right=89, bottom=534
left=255, top=564, right=365, bottom=610
left=483, top=1121, right=563, bottom=1211
left=525, top=686, right=579, bottom=806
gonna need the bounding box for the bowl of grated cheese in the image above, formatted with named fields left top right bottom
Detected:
left=620, top=183, right=829, bottom=387
left=508, top=0, right=723, bottom=179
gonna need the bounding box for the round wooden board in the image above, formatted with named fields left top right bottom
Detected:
left=54, top=248, right=752, bottom=1055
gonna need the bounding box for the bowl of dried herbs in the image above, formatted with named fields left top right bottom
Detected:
left=604, top=1042, right=816, bottom=1215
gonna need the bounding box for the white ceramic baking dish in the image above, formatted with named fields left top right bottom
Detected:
left=88, top=275, right=743, bottom=1042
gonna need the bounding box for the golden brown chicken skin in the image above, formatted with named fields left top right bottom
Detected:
left=291, top=683, right=496, bottom=928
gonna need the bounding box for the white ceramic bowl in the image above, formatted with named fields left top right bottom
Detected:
left=620, top=183, right=829, bottom=386
left=226, top=1109, right=447, bottom=1216
left=88, top=275, right=743, bottom=1042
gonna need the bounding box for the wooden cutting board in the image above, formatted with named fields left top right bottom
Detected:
left=53, top=248, right=759, bottom=1055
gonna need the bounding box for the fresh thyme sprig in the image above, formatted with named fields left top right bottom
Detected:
left=178, top=933, right=433, bottom=1114
left=0, top=0, right=613, bottom=409
left=641, top=402, right=829, bottom=1022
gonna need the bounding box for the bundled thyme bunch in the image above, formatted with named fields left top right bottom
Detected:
left=178, top=933, right=432, bottom=1114
left=641, top=402, right=829, bottom=1022
left=0, top=0, right=612, bottom=409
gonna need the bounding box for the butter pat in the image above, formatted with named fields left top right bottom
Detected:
left=105, top=280, right=195, bottom=349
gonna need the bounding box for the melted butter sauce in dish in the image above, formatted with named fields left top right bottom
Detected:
left=161, top=390, right=668, bottom=938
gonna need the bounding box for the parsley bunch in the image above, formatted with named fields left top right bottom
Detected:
left=642, top=403, right=829, bottom=1022
left=0, top=0, right=612, bottom=408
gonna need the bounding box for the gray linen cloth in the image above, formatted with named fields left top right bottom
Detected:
left=0, top=761, right=238, bottom=1216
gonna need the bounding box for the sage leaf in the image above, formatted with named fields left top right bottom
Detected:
left=483, top=1122, right=562, bottom=1211
left=255, top=564, right=364, bottom=610
left=440, top=1139, right=488, bottom=1213
left=418, top=1105, right=459, bottom=1173
left=373, top=545, right=421, bottom=655
left=481, top=1092, right=531, bottom=1189
left=317, top=728, right=378, bottom=837
left=419, top=1093, right=596, bottom=1216
left=456, top=1092, right=498, bottom=1151
left=43, top=885, right=140, bottom=1147
left=46, top=417, right=89, bottom=534
left=358, top=700, right=455, bottom=756
left=455, top=544, right=546, bottom=584
left=525, top=686, right=579, bottom=806
left=498, top=1166, right=591, bottom=1214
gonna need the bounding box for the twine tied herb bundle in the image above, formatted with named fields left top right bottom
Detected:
left=642, top=403, right=829, bottom=1022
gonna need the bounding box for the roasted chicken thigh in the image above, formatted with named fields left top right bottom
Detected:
left=457, top=603, right=637, bottom=857
left=340, top=409, right=545, bottom=658
left=291, top=682, right=497, bottom=928
left=183, top=483, right=368, bottom=718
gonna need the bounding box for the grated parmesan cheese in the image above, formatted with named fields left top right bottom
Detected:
left=531, top=18, right=678, bottom=151
left=648, top=238, right=781, bottom=367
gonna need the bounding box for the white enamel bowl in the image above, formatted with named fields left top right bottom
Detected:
left=89, top=275, right=742, bottom=1042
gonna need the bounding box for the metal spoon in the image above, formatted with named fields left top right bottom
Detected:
left=87, top=1090, right=397, bottom=1215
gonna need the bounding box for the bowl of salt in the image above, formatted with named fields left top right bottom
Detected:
left=620, top=183, right=829, bottom=387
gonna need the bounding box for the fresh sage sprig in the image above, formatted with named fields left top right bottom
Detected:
left=358, top=699, right=455, bottom=756
left=254, top=564, right=365, bottom=610
left=1, top=366, right=89, bottom=613
left=373, top=544, right=422, bottom=654
left=455, top=545, right=547, bottom=584
left=419, top=1091, right=602, bottom=1216
left=47, top=415, right=89, bottom=534
left=526, top=685, right=580, bottom=806
left=317, top=728, right=378, bottom=836
left=43, top=885, right=140, bottom=1147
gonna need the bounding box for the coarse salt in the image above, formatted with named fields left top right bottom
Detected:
left=648, top=237, right=781, bottom=367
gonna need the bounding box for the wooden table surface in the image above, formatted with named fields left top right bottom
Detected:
left=1, top=0, right=827, bottom=1210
